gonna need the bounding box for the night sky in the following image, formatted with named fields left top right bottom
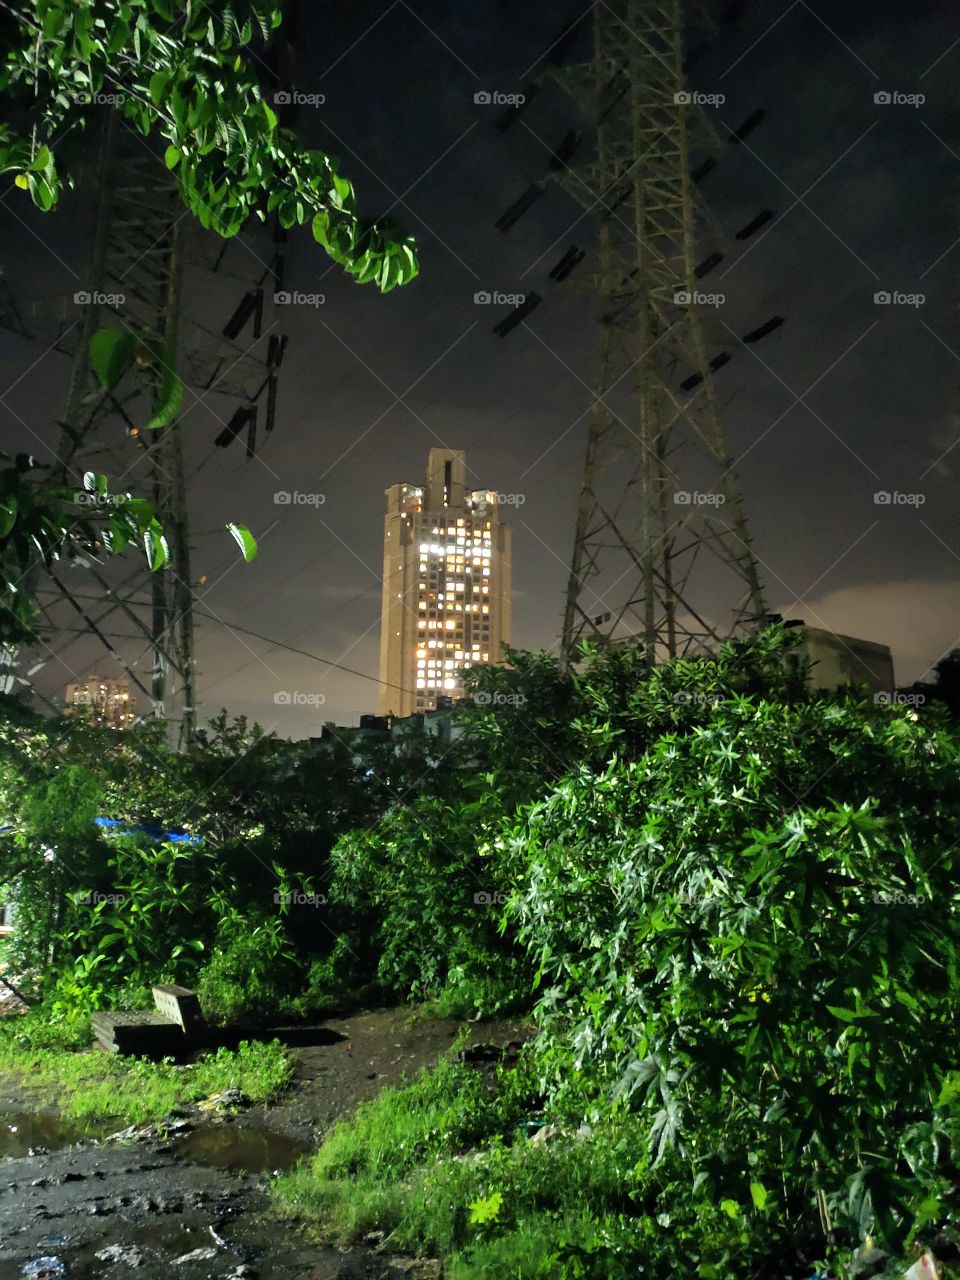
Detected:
left=1, top=0, right=958, bottom=736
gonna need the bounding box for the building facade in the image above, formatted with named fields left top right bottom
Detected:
left=378, top=449, right=512, bottom=717
left=64, top=675, right=137, bottom=729
left=791, top=623, right=895, bottom=695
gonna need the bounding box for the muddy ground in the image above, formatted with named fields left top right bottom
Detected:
left=0, top=1008, right=533, bottom=1280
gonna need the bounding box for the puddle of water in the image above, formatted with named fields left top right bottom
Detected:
left=174, top=1125, right=310, bottom=1176
left=0, top=1110, right=101, bottom=1159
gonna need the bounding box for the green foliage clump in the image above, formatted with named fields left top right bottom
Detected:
left=328, top=792, right=532, bottom=1015
left=197, top=909, right=300, bottom=1026
left=510, top=639, right=960, bottom=1262
left=0, top=705, right=444, bottom=1024
left=0, top=1, right=418, bottom=287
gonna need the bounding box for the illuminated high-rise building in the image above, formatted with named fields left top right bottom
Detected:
left=378, top=449, right=512, bottom=717
left=64, top=674, right=136, bottom=729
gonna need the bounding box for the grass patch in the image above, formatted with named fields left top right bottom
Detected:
left=272, top=1044, right=655, bottom=1275
left=273, top=1047, right=657, bottom=1278
left=0, top=1010, right=294, bottom=1126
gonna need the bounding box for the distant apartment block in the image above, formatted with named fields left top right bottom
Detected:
left=65, top=674, right=137, bottom=729
left=793, top=624, right=895, bottom=695
left=378, top=448, right=512, bottom=717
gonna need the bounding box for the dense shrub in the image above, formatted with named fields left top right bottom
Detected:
left=511, top=677, right=960, bottom=1260
left=328, top=792, right=533, bottom=1014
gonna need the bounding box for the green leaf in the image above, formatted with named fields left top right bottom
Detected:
left=164, top=145, right=181, bottom=170
left=148, top=70, right=171, bottom=105
left=719, top=1199, right=740, bottom=1220
left=262, top=100, right=278, bottom=131
left=0, top=495, right=17, bottom=538
left=28, top=145, right=52, bottom=174
left=88, top=328, right=137, bottom=389
left=142, top=526, right=169, bottom=571
left=226, top=522, right=257, bottom=562
left=749, top=1182, right=768, bottom=1211
left=142, top=342, right=183, bottom=430
left=468, top=1189, right=503, bottom=1225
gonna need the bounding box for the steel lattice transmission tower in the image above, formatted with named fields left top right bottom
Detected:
left=558, top=0, right=767, bottom=665
left=53, top=112, right=195, bottom=739
left=3, top=5, right=297, bottom=747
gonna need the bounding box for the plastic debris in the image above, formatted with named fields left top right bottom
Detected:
left=94, top=1245, right=145, bottom=1267
left=21, top=1261, right=67, bottom=1280
left=905, top=1254, right=939, bottom=1280
left=173, top=1247, right=218, bottom=1265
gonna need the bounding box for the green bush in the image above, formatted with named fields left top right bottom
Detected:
left=328, top=792, right=533, bottom=1014
left=511, top=668, right=960, bottom=1263
left=196, top=909, right=302, bottom=1025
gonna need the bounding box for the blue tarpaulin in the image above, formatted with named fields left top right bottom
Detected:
left=94, top=816, right=203, bottom=844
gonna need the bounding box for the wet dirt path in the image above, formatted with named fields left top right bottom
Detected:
left=0, top=1008, right=532, bottom=1280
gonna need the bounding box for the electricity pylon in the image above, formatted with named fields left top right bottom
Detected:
left=3, top=11, right=294, bottom=746
left=558, top=0, right=767, bottom=665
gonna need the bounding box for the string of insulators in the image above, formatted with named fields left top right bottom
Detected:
left=695, top=251, right=724, bottom=279
left=214, top=404, right=255, bottom=449
left=222, top=291, right=258, bottom=340
left=549, top=246, right=586, bottom=281
left=549, top=130, right=581, bottom=171
left=692, top=109, right=769, bottom=185
left=493, top=293, right=542, bottom=336
left=493, top=14, right=585, bottom=133
left=679, top=317, right=784, bottom=391
left=736, top=209, right=774, bottom=240
left=495, top=183, right=545, bottom=233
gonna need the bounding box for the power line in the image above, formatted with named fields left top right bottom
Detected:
left=189, top=604, right=416, bottom=698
